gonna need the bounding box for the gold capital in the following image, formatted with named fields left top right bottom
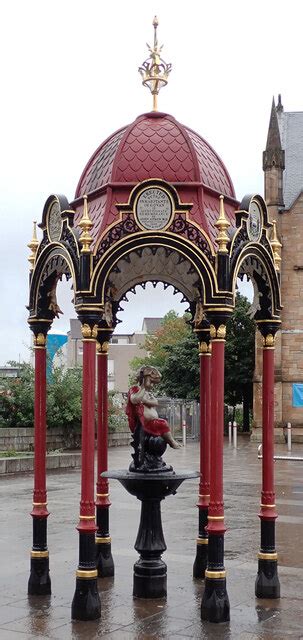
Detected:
left=210, top=324, right=226, bottom=340
left=34, top=333, right=46, bottom=347
left=262, top=333, right=275, bottom=347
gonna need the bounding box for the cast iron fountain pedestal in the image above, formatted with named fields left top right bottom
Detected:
left=103, top=469, right=198, bottom=598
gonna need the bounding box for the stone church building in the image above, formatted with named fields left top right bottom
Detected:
left=253, top=96, right=303, bottom=441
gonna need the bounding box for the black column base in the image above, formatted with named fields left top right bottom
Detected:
left=28, top=556, right=51, bottom=595
left=133, top=556, right=167, bottom=599
left=71, top=577, right=101, bottom=620
left=193, top=540, right=208, bottom=579
left=255, top=558, right=280, bottom=599
left=96, top=539, right=114, bottom=578
left=201, top=577, right=230, bottom=623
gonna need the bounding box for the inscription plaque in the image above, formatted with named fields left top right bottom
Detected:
left=247, top=200, right=261, bottom=242
left=47, top=201, right=62, bottom=242
left=136, top=188, right=172, bottom=230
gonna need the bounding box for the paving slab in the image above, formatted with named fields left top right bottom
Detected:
left=0, top=439, right=303, bottom=638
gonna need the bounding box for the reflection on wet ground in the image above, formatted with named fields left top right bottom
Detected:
left=0, top=438, right=303, bottom=638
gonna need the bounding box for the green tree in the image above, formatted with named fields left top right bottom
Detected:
left=159, top=331, right=200, bottom=399
left=225, top=292, right=255, bottom=431
left=129, top=310, right=191, bottom=376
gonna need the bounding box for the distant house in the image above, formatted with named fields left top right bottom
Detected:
left=0, top=366, right=20, bottom=379
left=66, top=317, right=163, bottom=393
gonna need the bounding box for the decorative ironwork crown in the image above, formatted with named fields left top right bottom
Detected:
left=138, top=16, right=172, bottom=112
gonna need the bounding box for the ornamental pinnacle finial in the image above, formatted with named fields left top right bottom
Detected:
left=138, top=16, right=172, bottom=112
left=215, top=196, right=230, bottom=253
left=28, top=221, right=39, bottom=270
left=79, top=195, right=93, bottom=253
left=271, top=219, right=282, bottom=271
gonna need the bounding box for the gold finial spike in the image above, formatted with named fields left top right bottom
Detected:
left=214, top=195, right=230, bottom=253
left=79, top=195, right=93, bottom=253
left=271, top=219, right=282, bottom=271
left=139, top=16, right=172, bottom=112
left=28, top=221, right=39, bottom=270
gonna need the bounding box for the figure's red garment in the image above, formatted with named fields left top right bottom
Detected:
left=125, top=386, right=170, bottom=436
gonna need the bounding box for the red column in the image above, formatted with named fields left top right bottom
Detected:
left=72, top=322, right=101, bottom=620
left=198, top=344, right=211, bottom=509
left=260, top=345, right=277, bottom=519
left=32, top=343, right=48, bottom=515
left=28, top=329, right=51, bottom=595
left=96, top=346, right=110, bottom=508
left=255, top=325, right=280, bottom=599
left=193, top=337, right=211, bottom=578
left=207, top=338, right=226, bottom=533
left=77, top=338, right=97, bottom=532
left=201, top=321, right=229, bottom=622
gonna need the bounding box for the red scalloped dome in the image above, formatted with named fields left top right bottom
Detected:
left=76, top=112, right=235, bottom=197
left=73, top=111, right=237, bottom=245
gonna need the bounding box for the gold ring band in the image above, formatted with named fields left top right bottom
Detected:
left=79, top=515, right=95, bottom=520
left=96, top=493, right=109, bottom=497
left=258, top=552, right=278, bottom=561
left=196, top=538, right=208, bottom=545
left=208, top=516, right=224, bottom=521
left=260, top=504, right=276, bottom=508
left=205, top=570, right=226, bottom=579
left=31, top=550, right=49, bottom=558
left=76, top=569, right=98, bottom=579
left=96, top=536, right=111, bottom=544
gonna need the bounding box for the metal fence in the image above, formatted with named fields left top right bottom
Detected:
left=157, top=397, right=200, bottom=441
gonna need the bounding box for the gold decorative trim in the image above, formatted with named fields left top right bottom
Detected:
left=95, top=536, right=111, bottom=544
left=262, top=334, right=275, bottom=347
left=198, top=341, right=212, bottom=354
left=258, top=552, right=278, bottom=561
left=208, top=515, right=224, bottom=521
left=79, top=515, right=95, bottom=521
left=32, top=242, right=77, bottom=316
left=28, top=221, right=39, bottom=270
left=96, top=493, right=110, bottom=497
left=76, top=569, right=98, bottom=579
left=199, top=494, right=210, bottom=498
left=34, top=333, right=46, bottom=347
left=260, top=503, right=276, bottom=509
left=270, top=220, right=282, bottom=271
left=81, top=323, right=98, bottom=340
left=210, top=324, right=226, bottom=340
left=32, top=502, right=48, bottom=507
left=31, top=550, right=49, bottom=558
left=196, top=538, right=208, bottom=545
left=79, top=195, right=93, bottom=253
left=214, top=195, right=230, bottom=253
left=205, top=570, right=226, bottom=579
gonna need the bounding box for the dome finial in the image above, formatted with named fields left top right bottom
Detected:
left=138, top=16, right=172, bottom=112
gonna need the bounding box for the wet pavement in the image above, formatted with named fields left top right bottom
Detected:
left=0, top=438, right=303, bottom=638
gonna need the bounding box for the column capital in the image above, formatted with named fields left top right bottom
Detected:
left=28, top=319, right=52, bottom=347
left=256, top=319, right=281, bottom=347
left=96, top=324, right=114, bottom=354
left=206, top=308, right=233, bottom=340
left=194, top=325, right=211, bottom=355
left=77, top=312, right=101, bottom=341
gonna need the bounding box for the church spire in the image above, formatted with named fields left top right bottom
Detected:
left=263, top=97, right=285, bottom=208
left=263, top=97, right=285, bottom=171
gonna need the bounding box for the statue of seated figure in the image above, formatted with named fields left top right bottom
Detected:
left=126, top=365, right=180, bottom=472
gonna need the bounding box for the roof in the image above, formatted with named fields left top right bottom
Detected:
left=72, top=111, right=238, bottom=247
left=277, top=109, right=303, bottom=209
left=141, top=317, right=163, bottom=333
left=69, top=317, right=163, bottom=339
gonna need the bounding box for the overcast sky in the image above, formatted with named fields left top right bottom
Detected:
left=0, top=0, right=302, bottom=364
